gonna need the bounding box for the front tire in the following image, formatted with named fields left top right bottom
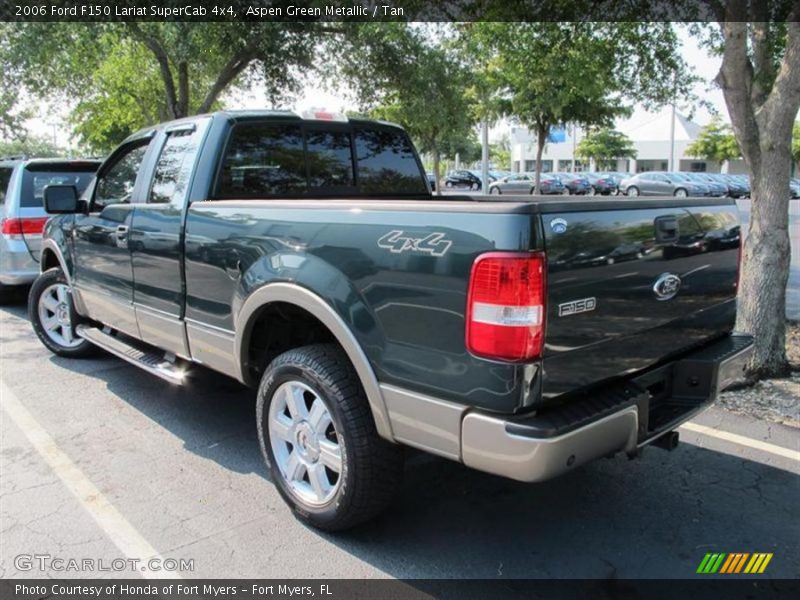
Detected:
left=626, top=186, right=640, bottom=197
left=257, top=344, right=403, bottom=531
left=29, top=268, right=97, bottom=358
left=674, top=188, right=688, bottom=198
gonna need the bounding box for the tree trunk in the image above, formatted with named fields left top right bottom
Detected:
left=735, top=144, right=792, bottom=378
left=177, top=61, right=189, bottom=118
left=534, top=122, right=547, bottom=194
left=716, top=15, right=800, bottom=379
left=433, top=146, right=441, bottom=197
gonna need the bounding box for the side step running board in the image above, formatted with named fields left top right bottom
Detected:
left=76, top=325, right=187, bottom=385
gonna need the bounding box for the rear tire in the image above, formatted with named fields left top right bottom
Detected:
left=29, top=268, right=98, bottom=358
left=256, top=344, right=404, bottom=531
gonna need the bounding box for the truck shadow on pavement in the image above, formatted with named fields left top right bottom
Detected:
left=2, top=300, right=798, bottom=579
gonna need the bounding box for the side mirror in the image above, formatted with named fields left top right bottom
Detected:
left=43, top=185, right=82, bottom=214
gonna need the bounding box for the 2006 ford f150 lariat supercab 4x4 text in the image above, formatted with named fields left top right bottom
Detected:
left=30, top=111, right=753, bottom=530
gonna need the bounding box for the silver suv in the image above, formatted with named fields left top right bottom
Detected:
left=0, top=157, right=100, bottom=301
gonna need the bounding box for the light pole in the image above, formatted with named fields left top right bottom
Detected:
left=571, top=124, right=577, bottom=173
left=668, top=102, right=676, bottom=172
left=481, top=119, right=489, bottom=194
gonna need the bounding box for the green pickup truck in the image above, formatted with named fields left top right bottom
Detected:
left=31, top=110, right=752, bottom=530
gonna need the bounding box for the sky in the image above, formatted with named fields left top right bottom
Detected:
left=21, top=24, right=727, bottom=150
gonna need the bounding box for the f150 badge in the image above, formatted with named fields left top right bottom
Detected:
left=377, top=230, right=452, bottom=257
left=558, top=297, right=597, bottom=316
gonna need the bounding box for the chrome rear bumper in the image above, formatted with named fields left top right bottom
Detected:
left=459, top=334, right=753, bottom=482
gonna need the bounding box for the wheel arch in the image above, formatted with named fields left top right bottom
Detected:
left=235, top=282, right=394, bottom=442
left=40, top=240, right=72, bottom=284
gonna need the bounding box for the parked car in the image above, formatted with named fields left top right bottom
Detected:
left=0, top=157, right=100, bottom=302
left=444, top=169, right=482, bottom=190
left=585, top=172, right=619, bottom=195
left=488, top=172, right=565, bottom=195
left=619, top=171, right=708, bottom=197
left=715, top=174, right=749, bottom=198
left=553, top=172, right=593, bottom=195
left=791, top=178, right=800, bottom=198
left=30, top=110, right=752, bottom=531
left=727, top=174, right=751, bottom=198
left=426, top=172, right=437, bottom=191
left=684, top=172, right=727, bottom=197
left=704, top=225, right=741, bottom=251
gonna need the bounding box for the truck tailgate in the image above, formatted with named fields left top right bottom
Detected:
left=540, top=201, right=740, bottom=401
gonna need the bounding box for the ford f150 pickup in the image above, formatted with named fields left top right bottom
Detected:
left=31, top=110, right=753, bottom=530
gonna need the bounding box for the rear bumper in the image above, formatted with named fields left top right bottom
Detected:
left=460, top=333, right=753, bottom=482
left=0, top=238, right=39, bottom=285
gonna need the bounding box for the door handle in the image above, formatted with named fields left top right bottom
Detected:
left=116, top=225, right=128, bottom=238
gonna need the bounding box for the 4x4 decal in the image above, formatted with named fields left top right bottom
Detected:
left=377, top=230, right=452, bottom=257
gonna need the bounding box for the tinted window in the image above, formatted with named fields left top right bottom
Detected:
left=95, top=144, right=149, bottom=209
left=21, top=169, right=96, bottom=208
left=149, top=129, right=202, bottom=205
left=218, top=124, right=306, bottom=197
left=354, top=127, right=426, bottom=194
left=0, top=167, right=12, bottom=204
left=306, top=128, right=354, bottom=189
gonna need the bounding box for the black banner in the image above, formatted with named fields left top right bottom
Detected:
left=2, top=579, right=800, bottom=600
left=1, top=0, right=798, bottom=23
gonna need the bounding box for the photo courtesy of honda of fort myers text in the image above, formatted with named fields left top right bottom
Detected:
left=0, top=1, right=799, bottom=600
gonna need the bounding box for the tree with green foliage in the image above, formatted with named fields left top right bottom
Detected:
left=440, top=133, right=482, bottom=165
left=2, top=22, right=317, bottom=152
left=461, top=23, right=692, bottom=193
left=693, top=5, right=800, bottom=378
left=576, top=129, right=637, bottom=170
left=685, top=118, right=741, bottom=165
left=792, top=121, right=800, bottom=165
left=335, top=24, right=474, bottom=196
left=0, top=135, right=66, bottom=159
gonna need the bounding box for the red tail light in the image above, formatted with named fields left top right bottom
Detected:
left=0, top=217, right=49, bottom=237
left=466, top=252, right=547, bottom=361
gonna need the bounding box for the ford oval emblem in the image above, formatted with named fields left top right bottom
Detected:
left=550, top=218, right=568, bottom=234
left=653, top=273, right=682, bottom=301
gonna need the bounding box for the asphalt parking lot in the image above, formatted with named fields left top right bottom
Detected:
left=1, top=298, right=798, bottom=581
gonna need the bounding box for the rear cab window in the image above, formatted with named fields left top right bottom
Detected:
left=22, top=162, right=99, bottom=208
left=215, top=119, right=427, bottom=198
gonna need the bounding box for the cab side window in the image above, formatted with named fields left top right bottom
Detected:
left=217, top=123, right=306, bottom=197
left=149, top=127, right=204, bottom=205
left=94, top=143, right=149, bottom=210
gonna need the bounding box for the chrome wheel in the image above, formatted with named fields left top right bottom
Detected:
left=37, top=283, right=81, bottom=348
left=268, top=380, right=342, bottom=506
left=675, top=188, right=688, bottom=198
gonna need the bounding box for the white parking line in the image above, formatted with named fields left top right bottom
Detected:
left=681, top=422, right=800, bottom=462
left=0, top=380, right=181, bottom=579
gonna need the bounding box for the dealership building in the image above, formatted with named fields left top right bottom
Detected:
left=509, top=108, right=748, bottom=174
